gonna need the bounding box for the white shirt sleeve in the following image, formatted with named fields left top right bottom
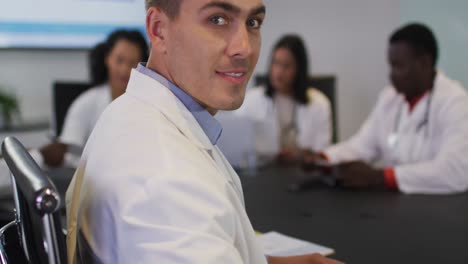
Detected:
left=109, top=169, right=246, bottom=263
left=59, top=90, right=95, bottom=147
left=395, top=95, right=468, bottom=194
left=324, top=91, right=384, bottom=164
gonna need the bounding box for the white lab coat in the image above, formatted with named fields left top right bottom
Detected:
left=236, top=86, right=332, bottom=156
left=66, top=70, right=267, bottom=264
left=60, top=83, right=111, bottom=148
left=325, top=71, right=468, bottom=194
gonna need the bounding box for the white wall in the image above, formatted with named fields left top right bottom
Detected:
left=0, top=50, right=89, bottom=122
left=0, top=0, right=400, bottom=140
left=400, top=0, right=468, bottom=89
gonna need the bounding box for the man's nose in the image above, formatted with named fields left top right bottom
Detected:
left=226, top=25, right=252, bottom=59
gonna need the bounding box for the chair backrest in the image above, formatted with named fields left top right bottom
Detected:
left=1, top=137, right=66, bottom=264
left=254, top=74, right=339, bottom=142
left=52, top=82, right=92, bottom=138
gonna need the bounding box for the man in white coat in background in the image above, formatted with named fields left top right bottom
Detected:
left=66, top=0, right=343, bottom=263
left=304, top=23, right=468, bottom=194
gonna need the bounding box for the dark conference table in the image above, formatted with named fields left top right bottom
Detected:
left=2, top=166, right=467, bottom=263
left=240, top=165, right=468, bottom=264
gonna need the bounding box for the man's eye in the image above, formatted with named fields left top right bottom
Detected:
left=247, top=18, right=261, bottom=29
left=210, top=16, right=228, bottom=26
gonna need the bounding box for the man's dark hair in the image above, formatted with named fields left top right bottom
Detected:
left=146, top=0, right=182, bottom=19
left=90, top=29, right=149, bottom=86
left=390, top=23, right=438, bottom=67
left=265, top=34, right=310, bottom=105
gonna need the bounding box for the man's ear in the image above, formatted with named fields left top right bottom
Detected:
left=146, top=6, right=168, bottom=53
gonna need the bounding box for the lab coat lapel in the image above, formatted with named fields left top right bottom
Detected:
left=126, top=70, right=213, bottom=151
left=126, top=70, right=237, bottom=185
left=173, top=94, right=244, bottom=198
left=393, top=83, right=437, bottom=164
left=399, top=95, right=428, bottom=133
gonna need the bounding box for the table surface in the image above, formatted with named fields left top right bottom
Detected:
left=240, top=165, right=468, bottom=264
left=2, top=165, right=467, bottom=263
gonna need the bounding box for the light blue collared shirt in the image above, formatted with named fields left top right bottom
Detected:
left=136, top=63, right=222, bottom=145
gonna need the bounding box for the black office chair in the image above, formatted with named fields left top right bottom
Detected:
left=254, top=74, right=338, bottom=142
left=0, top=137, right=67, bottom=264
left=52, top=82, right=92, bottom=138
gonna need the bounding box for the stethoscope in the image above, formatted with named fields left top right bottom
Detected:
left=387, top=91, right=433, bottom=149
left=273, top=95, right=298, bottom=144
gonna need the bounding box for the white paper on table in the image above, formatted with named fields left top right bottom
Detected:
left=258, top=231, right=335, bottom=257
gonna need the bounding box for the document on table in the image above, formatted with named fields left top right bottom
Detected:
left=258, top=231, right=335, bottom=257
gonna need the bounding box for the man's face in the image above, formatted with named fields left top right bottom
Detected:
left=388, top=42, right=424, bottom=98
left=162, top=0, right=265, bottom=113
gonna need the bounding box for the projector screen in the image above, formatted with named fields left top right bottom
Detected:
left=0, top=0, right=146, bottom=49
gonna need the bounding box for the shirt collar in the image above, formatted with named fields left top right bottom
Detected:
left=136, top=63, right=222, bottom=145
left=407, top=90, right=429, bottom=113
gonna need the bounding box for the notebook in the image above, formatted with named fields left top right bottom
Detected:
left=258, top=231, right=335, bottom=257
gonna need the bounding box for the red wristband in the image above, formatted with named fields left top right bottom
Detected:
left=383, top=167, right=398, bottom=190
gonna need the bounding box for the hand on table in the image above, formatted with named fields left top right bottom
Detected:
left=39, top=142, right=68, bottom=167
left=335, top=161, right=384, bottom=189
left=301, top=151, right=331, bottom=173
left=277, top=148, right=302, bottom=164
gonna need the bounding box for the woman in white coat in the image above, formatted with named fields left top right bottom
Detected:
left=0, top=30, right=148, bottom=193
left=37, top=29, right=148, bottom=167
left=237, top=35, right=332, bottom=163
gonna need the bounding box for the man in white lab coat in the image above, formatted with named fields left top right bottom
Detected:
left=66, top=0, right=342, bottom=263
left=305, top=23, right=468, bottom=194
